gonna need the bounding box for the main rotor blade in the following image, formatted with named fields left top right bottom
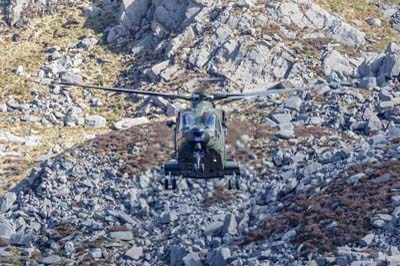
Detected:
left=213, top=86, right=306, bottom=100
left=53, top=81, right=193, bottom=100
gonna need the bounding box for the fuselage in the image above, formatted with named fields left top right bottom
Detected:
left=174, top=100, right=227, bottom=178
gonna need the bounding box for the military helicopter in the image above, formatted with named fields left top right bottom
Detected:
left=53, top=78, right=307, bottom=190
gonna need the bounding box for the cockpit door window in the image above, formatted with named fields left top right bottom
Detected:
left=181, top=112, right=197, bottom=129
left=203, top=112, right=216, bottom=129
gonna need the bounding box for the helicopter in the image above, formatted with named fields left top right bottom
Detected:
left=53, top=78, right=311, bottom=190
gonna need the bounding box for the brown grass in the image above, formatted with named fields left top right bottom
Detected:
left=203, top=185, right=234, bottom=207
left=48, top=223, right=76, bottom=241
left=315, top=0, right=400, bottom=52
left=83, top=119, right=276, bottom=177
left=243, top=159, right=400, bottom=256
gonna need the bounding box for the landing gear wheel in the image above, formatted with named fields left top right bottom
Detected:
left=164, top=178, right=169, bottom=190
left=228, top=179, right=232, bottom=190
left=172, top=178, right=177, bottom=190
left=235, top=177, right=240, bottom=190
left=234, top=173, right=240, bottom=190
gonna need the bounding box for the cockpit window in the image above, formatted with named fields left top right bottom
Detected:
left=181, top=112, right=196, bottom=128
left=203, top=112, right=216, bottom=129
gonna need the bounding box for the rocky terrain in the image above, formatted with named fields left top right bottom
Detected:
left=1, top=0, right=400, bottom=265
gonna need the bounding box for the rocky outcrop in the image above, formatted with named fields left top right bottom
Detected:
left=357, top=42, right=400, bottom=86
left=104, top=0, right=367, bottom=90
left=265, top=0, right=365, bottom=48
left=321, top=42, right=400, bottom=86
left=6, top=0, right=58, bottom=26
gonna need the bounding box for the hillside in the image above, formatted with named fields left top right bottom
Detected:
left=0, top=0, right=400, bottom=265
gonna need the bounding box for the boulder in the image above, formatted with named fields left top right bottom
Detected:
left=110, top=231, right=133, bottom=241
left=365, top=114, right=382, bottom=135
left=64, top=107, right=84, bottom=127
left=0, top=220, right=16, bottom=239
left=113, top=117, right=149, bottom=130
left=125, top=246, right=143, bottom=260
left=206, top=248, right=231, bottom=266
left=183, top=253, right=202, bottom=266
left=322, top=50, right=354, bottom=83
left=266, top=0, right=365, bottom=48
left=284, top=96, right=302, bottom=112
left=170, top=245, right=186, bottom=266
left=85, top=115, right=107, bottom=128
left=40, top=255, right=61, bottom=265
left=222, top=213, right=237, bottom=236
left=360, top=233, right=375, bottom=247
left=0, top=192, right=17, bottom=213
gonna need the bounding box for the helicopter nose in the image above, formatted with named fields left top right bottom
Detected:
left=187, top=127, right=211, bottom=144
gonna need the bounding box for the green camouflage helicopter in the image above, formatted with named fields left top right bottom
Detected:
left=54, top=78, right=308, bottom=190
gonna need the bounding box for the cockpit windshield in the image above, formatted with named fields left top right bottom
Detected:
left=181, top=112, right=197, bottom=129
left=202, top=112, right=216, bottom=129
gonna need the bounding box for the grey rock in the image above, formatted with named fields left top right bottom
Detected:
left=60, top=70, right=83, bottom=84
left=84, top=6, right=102, bottom=17
left=379, top=89, right=392, bottom=101
left=206, top=247, right=231, bottom=266
left=125, top=246, right=143, bottom=260
left=85, top=115, right=107, bottom=128
left=360, top=233, right=374, bottom=247
left=387, top=255, right=400, bottom=264
left=113, top=117, right=149, bottom=130
left=0, top=247, right=11, bottom=257
left=16, top=65, right=24, bottom=76
left=9, top=233, right=33, bottom=247
left=120, top=0, right=151, bottom=30
left=0, top=103, right=7, bottom=112
left=0, top=220, right=16, bottom=239
left=322, top=50, right=354, bottom=83
left=77, top=38, right=98, bottom=51
left=371, top=173, right=391, bottom=183
left=222, top=213, right=237, bottom=236
left=204, top=221, right=223, bottom=236
left=111, top=210, right=137, bottom=225
left=346, top=173, right=365, bottom=184
left=91, top=98, right=102, bottom=107
left=367, top=18, right=382, bottom=27
left=0, top=192, right=17, bottom=213
left=107, top=25, right=128, bottom=43
left=282, top=229, right=296, bottom=241
left=64, top=107, right=84, bottom=127
left=370, top=214, right=393, bottom=228
left=276, top=129, right=296, bottom=139
left=271, top=113, right=292, bottom=124
left=170, top=245, right=186, bottom=266
left=325, top=221, right=338, bottom=230
left=90, top=248, right=102, bottom=258
left=284, top=96, right=302, bottom=112
left=365, top=114, right=382, bottom=134
left=373, top=251, right=387, bottom=262
left=40, top=255, right=61, bottom=265
left=266, top=0, right=365, bottom=47
left=159, top=211, right=178, bottom=224
left=7, top=100, right=29, bottom=111
left=384, top=9, right=398, bottom=19
left=358, top=42, right=400, bottom=81
left=359, top=77, right=377, bottom=90
left=64, top=241, right=75, bottom=254
left=183, top=252, right=202, bottom=266
left=131, top=33, right=159, bottom=56
left=109, top=231, right=133, bottom=241
left=392, top=195, right=400, bottom=208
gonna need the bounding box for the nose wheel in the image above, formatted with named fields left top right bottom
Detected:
left=164, top=172, right=177, bottom=190
left=228, top=173, right=240, bottom=190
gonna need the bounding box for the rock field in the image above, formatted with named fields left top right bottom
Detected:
left=0, top=0, right=400, bottom=265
